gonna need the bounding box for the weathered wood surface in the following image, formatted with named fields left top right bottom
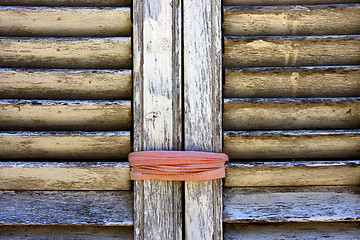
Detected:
left=223, top=4, right=360, bottom=36
left=0, top=190, right=133, bottom=226
left=224, top=66, right=360, bottom=98
left=183, top=1, right=223, bottom=239
left=0, top=131, right=131, bottom=159
left=0, top=162, right=130, bottom=190
left=224, top=36, right=360, bottom=68
left=224, top=222, right=360, bottom=240
left=223, top=0, right=360, bottom=5
left=133, top=1, right=182, bottom=239
left=0, top=37, right=131, bottom=69
left=0, top=0, right=131, bottom=6
left=0, top=68, right=132, bottom=100
left=223, top=186, right=360, bottom=223
left=225, top=161, right=360, bottom=187
left=0, top=7, right=131, bottom=37
left=223, top=98, right=360, bottom=130
left=0, top=100, right=131, bottom=131
left=224, top=130, right=360, bottom=159
left=0, top=226, right=133, bottom=240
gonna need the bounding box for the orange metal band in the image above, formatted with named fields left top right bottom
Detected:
left=129, top=151, right=228, bottom=181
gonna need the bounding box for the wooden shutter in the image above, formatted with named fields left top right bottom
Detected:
left=0, top=1, right=134, bottom=238
left=222, top=1, right=360, bottom=239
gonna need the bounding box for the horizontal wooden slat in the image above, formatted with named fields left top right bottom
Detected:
left=224, top=66, right=360, bottom=98
left=224, top=4, right=360, bottom=36
left=0, top=68, right=132, bottom=100
left=0, top=162, right=130, bottom=190
left=224, top=36, right=360, bottom=68
left=0, top=0, right=131, bottom=7
left=0, top=37, right=131, bottom=69
left=223, top=186, right=360, bottom=223
left=0, top=131, right=131, bottom=159
left=0, top=100, right=131, bottom=131
left=0, top=7, right=131, bottom=37
left=223, top=98, right=360, bottom=130
left=225, top=160, right=360, bottom=187
left=224, top=222, right=360, bottom=240
left=223, top=0, right=360, bottom=5
left=0, top=226, right=133, bottom=239
left=0, top=190, right=133, bottom=225
left=224, top=130, right=360, bottom=159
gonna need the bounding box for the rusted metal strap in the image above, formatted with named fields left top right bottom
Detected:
left=129, top=151, right=228, bottom=181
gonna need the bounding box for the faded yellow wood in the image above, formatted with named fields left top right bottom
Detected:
left=224, top=130, right=360, bottom=159
left=0, top=162, right=131, bottom=190
left=224, top=66, right=360, bottom=98
left=0, top=132, right=131, bottom=159
left=223, top=98, right=360, bottom=130
left=224, top=5, right=360, bottom=36
left=0, top=100, right=131, bottom=131
left=0, top=7, right=131, bottom=37
left=223, top=0, right=359, bottom=5
left=224, top=36, right=360, bottom=68
left=0, top=69, right=132, bottom=100
left=225, top=161, right=360, bottom=187
left=0, top=38, right=132, bottom=69
left=0, top=0, right=131, bottom=6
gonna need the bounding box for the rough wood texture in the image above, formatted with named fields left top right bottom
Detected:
left=223, top=0, right=360, bottom=5
left=0, top=0, right=131, bottom=7
left=0, top=131, right=131, bottom=159
left=225, top=161, right=360, bottom=187
left=0, top=162, right=130, bottom=190
left=183, top=1, right=223, bottom=239
left=0, top=100, right=131, bottom=131
left=223, top=186, right=360, bottom=223
left=224, top=66, right=360, bottom=98
left=0, top=226, right=133, bottom=240
left=223, top=4, right=360, bottom=36
left=133, top=1, right=182, bottom=239
left=0, top=68, right=132, bottom=100
left=0, top=37, right=131, bottom=69
left=0, top=7, right=131, bottom=37
left=223, top=98, right=360, bottom=130
left=224, top=36, right=360, bottom=68
left=224, top=222, right=360, bottom=240
left=224, top=130, right=360, bottom=159
left=0, top=190, right=133, bottom=225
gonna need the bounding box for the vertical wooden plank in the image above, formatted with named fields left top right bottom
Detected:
left=183, top=1, right=223, bottom=239
left=133, top=0, right=182, bottom=239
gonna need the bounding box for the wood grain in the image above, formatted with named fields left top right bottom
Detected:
left=0, top=37, right=131, bottom=69
left=223, top=186, right=360, bottom=223
left=223, top=98, right=360, bottom=130
left=224, top=222, right=360, bottom=240
left=0, top=68, right=132, bottom=100
left=133, top=1, right=182, bottom=239
left=0, top=0, right=131, bottom=7
left=183, top=1, right=223, bottom=239
left=224, top=130, right=360, bottom=159
left=0, top=190, right=133, bottom=225
left=224, top=36, right=360, bottom=68
left=223, top=4, right=360, bottom=36
left=225, top=161, right=360, bottom=187
left=224, top=66, right=360, bottom=98
left=0, top=100, right=131, bottom=131
left=223, top=0, right=360, bottom=5
left=0, top=162, right=130, bottom=190
left=0, top=226, right=133, bottom=240
left=0, top=131, right=131, bottom=159
left=0, top=7, right=131, bottom=37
